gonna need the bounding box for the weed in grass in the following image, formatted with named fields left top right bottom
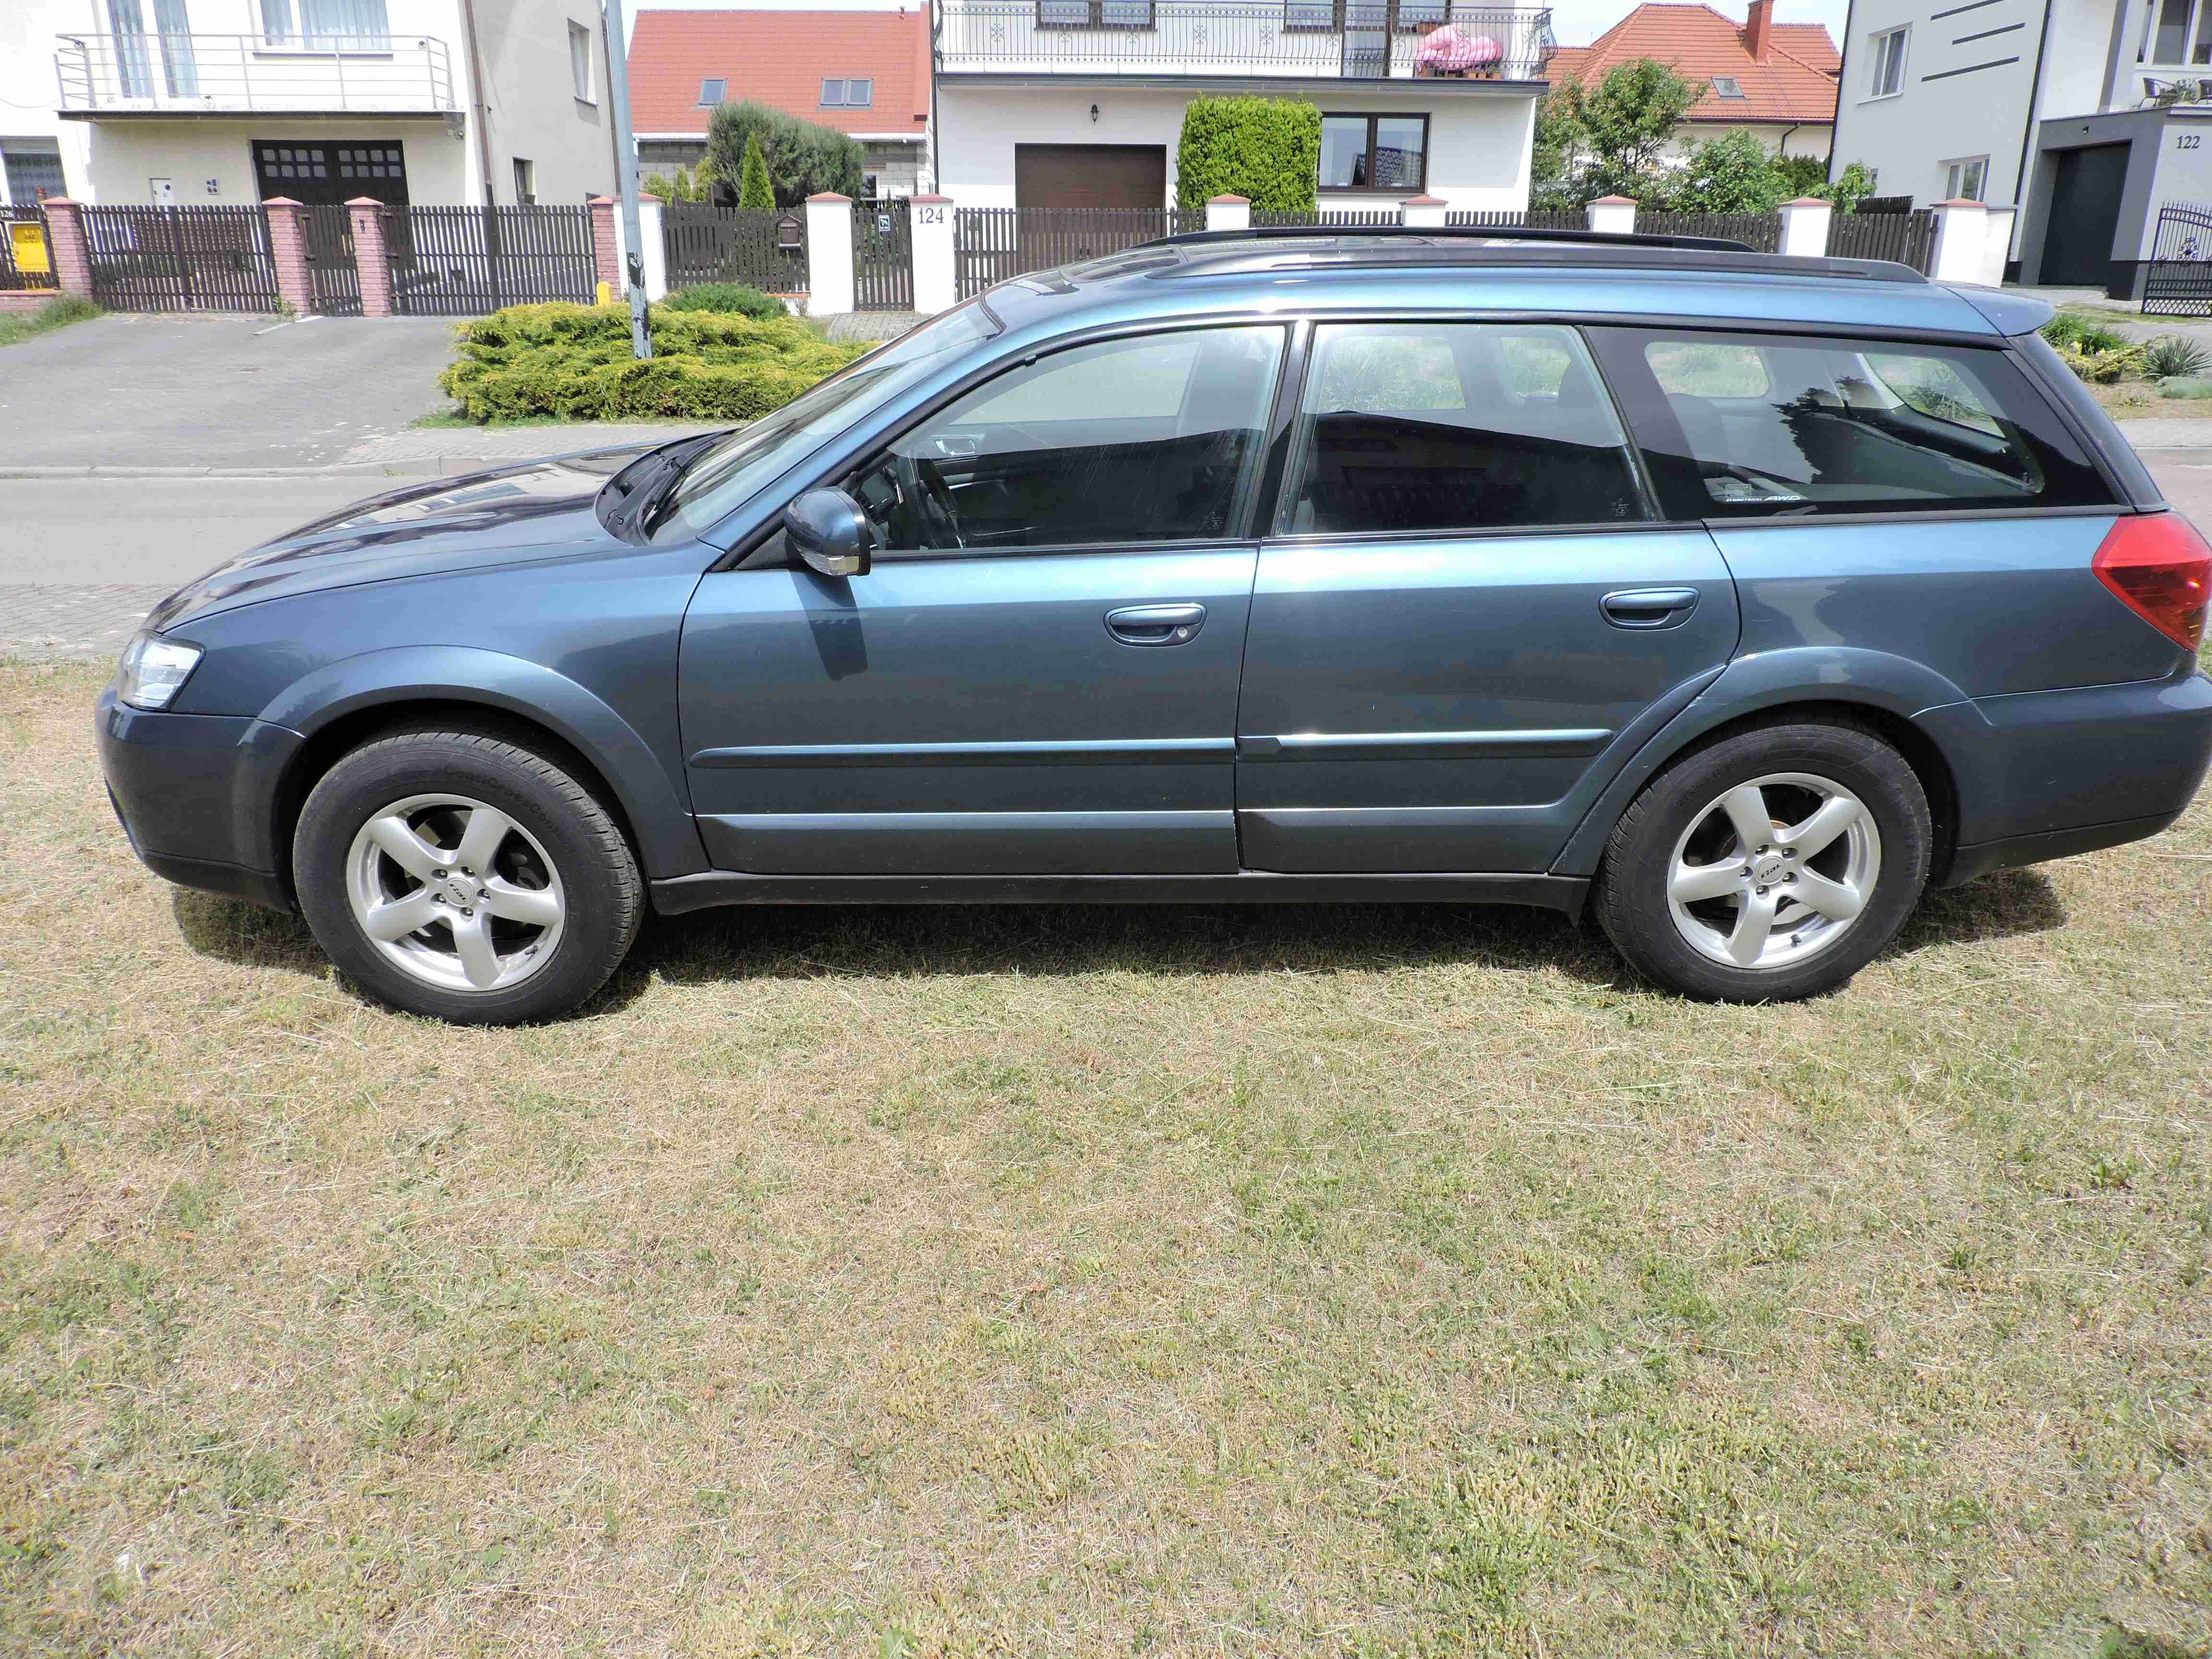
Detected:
left=0, top=293, right=99, bottom=348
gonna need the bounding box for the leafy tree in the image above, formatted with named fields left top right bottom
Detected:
left=1653, top=129, right=1787, bottom=213
left=1814, top=160, right=1878, bottom=213
left=1174, top=95, right=1322, bottom=212
left=705, top=99, right=864, bottom=209
left=1528, top=87, right=1581, bottom=210
left=1529, top=58, right=1700, bottom=207
left=736, top=133, right=775, bottom=211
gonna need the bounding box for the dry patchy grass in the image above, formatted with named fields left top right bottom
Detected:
left=2, top=659, right=2209, bottom=1658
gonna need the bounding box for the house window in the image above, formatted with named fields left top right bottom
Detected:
left=1036, top=0, right=1156, bottom=27
left=569, top=22, right=594, bottom=102
left=1942, top=155, right=1988, bottom=200
left=697, top=77, right=725, bottom=106
left=1711, top=74, right=1746, bottom=98
left=820, top=77, right=875, bottom=107
left=1319, top=112, right=1428, bottom=191
left=259, top=0, right=392, bottom=49
left=2139, top=0, right=2212, bottom=63
left=1868, top=25, right=1908, bottom=96
left=512, top=157, right=535, bottom=203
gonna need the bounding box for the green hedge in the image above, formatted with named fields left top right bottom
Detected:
left=1175, top=95, right=1321, bottom=213
left=437, top=301, right=864, bottom=422
left=662, top=282, right=785, bottom=319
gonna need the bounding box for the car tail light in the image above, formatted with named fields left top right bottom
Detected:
left=2093, top=512, right=2212, bottom=652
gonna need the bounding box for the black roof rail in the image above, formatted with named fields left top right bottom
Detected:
left=1145, top=223, right=1758, bottom=254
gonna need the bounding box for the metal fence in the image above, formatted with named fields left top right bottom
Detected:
left=854, top=199, right=913, bottom=311
left=80, top=204, right=279, bottom=312
left=664, top=204, right=807, bottom=293
left=302, top=203, right=361, bottom=316
left=1634, top=211, right=1782, bottom=252
left=1825, top=208, right=1937, bottom=273
left=954, top=206, right=1196, bottom=298
left=2141, top=202, right=2212, bottom=315
left=385, top=204, right=595, bottom=316
left=2, top=206, right=59, bottom=292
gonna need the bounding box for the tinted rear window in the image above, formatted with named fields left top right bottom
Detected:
left=1588, top=328, right=2115, bottom=519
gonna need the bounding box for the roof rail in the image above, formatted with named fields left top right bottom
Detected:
left=1145, top=223, right=1758, bottom=254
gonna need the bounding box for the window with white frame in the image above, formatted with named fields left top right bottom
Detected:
left=820, top=77, right=874, bottom=107
left=2140, top=0, right=2212, bottom=64
left=1868, top=25, right=1908, bottom=96
left=1942, top=156, right=1987, bottom=200
left=697, top=77, right=725, bottom=106
left=569, top=22, right=594, bottom=102
left=259, top=0, right=391, bottom=49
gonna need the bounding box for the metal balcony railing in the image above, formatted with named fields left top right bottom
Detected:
left=55, top=33, right=457, bottom=114
left=933, top=0, right=1554, bottom=79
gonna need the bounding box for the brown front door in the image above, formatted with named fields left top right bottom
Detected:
left=1014, top=144, right=1167, bottom=210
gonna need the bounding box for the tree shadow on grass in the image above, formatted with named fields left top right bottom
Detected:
left=168, top=865, right=2071, bottom=1012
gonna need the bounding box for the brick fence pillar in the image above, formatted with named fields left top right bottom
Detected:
left=38, top=197, right=95, bottom=301
left=588, top=195, right=619, bottom=300
left=262, top=197, right=315, bottom=315
left=347, top=196, right=393, bottom=318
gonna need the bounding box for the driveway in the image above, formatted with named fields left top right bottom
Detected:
left=0, top=312, right=458, bottom=470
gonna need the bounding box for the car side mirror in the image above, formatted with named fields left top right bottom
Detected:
left=784, top=488, right=873, bottom=578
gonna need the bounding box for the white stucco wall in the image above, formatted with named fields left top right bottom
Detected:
left=77, top=117, right=468, bottom=205
left=470, top=0, right=614, bottom=203
left=936, top=80, right=1536, bottom=212
left=1657, top=120, right=1833, bottom=162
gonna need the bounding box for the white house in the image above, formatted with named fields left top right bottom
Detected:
left=0, top=0, right=615, bottom=208
left=1830, top=0, right=2212, bottom=293
left=929, top=0, right=1557, bottom=214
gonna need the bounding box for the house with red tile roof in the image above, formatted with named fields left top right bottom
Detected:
left=1549, top=0, right=1839, bottom=159
left=627, top=8, right=933, bottom=196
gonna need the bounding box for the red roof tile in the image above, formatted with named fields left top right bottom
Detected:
left=629, top=9, right=931, bottom=140
left=1550, top=3, right=1838, bottom=127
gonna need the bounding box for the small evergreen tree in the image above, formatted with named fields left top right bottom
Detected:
left=737, top=133, right=775, bottom=211
left=705, top=100, right=864, bottom=208
left=1173, top=95, right=1322, bottom=213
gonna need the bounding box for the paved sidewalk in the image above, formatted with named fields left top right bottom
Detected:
left=0, top=584, right=175, bottom=661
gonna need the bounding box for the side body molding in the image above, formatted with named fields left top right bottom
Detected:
left=1549, top=646, right=1976, bottom=878
left=257, top=646, right=709, bottom=879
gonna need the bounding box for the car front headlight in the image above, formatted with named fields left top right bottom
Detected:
left=115, top=632, right=204, bottom=711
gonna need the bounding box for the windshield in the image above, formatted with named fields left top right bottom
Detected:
left=652, top=296, right=1003, bottom=542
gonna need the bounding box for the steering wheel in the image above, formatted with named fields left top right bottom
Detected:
left=894, top=450, right=964, bottom=550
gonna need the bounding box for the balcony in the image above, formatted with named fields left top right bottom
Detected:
left=55, top=34, right=457, bottom=117
left=933, top=0, right=1554, bottom=81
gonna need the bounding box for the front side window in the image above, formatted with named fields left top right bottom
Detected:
left=853, top=326, right=1286, bottom=554
left=1943, top=155, right=1988, bottom=200
left=1320, top=113, right=1428, bottom=190
left=1869, top=26, right=1907, bottom=96
left=1276, top=323, right=1646, bottom=536
left=1591, top=328, right=2114, bottom=519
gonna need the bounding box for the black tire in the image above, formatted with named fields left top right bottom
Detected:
left=292, top=726, right=642, bottom=1024
left=1593, top=720, right=1932, bottom=1003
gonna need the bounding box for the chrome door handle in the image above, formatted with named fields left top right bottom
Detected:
left=1105, top=602, right=1206, bottom=646
left=1600, top=588, right=1700, bottom=629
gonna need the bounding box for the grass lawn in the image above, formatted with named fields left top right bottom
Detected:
left=0, top=295, right=100, bottom=350
left=3, top=658, right=2209, bottom=1658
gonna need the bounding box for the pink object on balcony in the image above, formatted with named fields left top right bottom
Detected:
left=1414, top=26, right=1503, bottom=72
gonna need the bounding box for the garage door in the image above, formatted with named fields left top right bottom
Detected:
left=2038, top=143, right=2129, bottom=288
left=1015, top=144, right=1167, bottom=211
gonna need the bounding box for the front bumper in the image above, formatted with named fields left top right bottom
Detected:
left=96, top=685, right=303, bottom=911
left=1919, top=667, right=2212, bottom=886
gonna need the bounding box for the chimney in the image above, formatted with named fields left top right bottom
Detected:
left=1744, top=0, right=1772, bottom=61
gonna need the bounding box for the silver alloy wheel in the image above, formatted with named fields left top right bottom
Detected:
left=344, top=793, right=566, bottom=993
left=1665, top=771, right=1882, bottom=972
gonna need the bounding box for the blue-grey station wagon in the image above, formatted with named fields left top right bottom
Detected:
left=99, top=228, right=2212, bottom=1023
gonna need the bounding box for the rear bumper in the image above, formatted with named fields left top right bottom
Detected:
left=1919, top=668, right=2212, bottom=885
left=96, top=686, right=302, bottom=911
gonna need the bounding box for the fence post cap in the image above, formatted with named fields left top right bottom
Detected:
left=910, top=193, right=953, bottom=204
left=1207, top=193, right=1250, bottom=205
left=1932, top=197, right=1986, bottom=210
left=805, top=192, right=853, bottom=204
left=344, top=196, right=384, bottom=208
left=262, top=195, right=303, bottom=208
left=637, top=192, right=664, bottom=205
left=1782, top=196, right=1829, bottom=208
left=1400, top=194, right=1448, bottom=206
left=1589, top=194, right=1638, bottom=206
left=587, top=194, right=615, bottom=206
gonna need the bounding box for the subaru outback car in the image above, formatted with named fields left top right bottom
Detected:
left=99, top=228, right=2212, bottom=1023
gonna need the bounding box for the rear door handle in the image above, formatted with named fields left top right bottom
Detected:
left=1600, top=588, right=1701, bottom=629
left=1105, top=602, right=1206, bottom=646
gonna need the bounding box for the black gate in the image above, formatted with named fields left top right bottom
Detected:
left=2143, top=202, right=2212, bottom=315
left=853, top=198, right=911, bottom=311
left=663, top=204, right=807, bottom=293
left=301, top=203, right=361, bottom=315
left=80, top=205, right=279, bottom=313
left=387, top=204, right=595, bottom=316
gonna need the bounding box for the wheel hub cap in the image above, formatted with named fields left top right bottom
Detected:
left=344, top=793, right=566, bottom=994
left=1664, top=771, right=1882, bottom=973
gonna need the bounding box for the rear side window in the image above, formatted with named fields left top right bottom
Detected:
left=1275, top=322, right=1647, bottom=537
left=1591, top=328, right=2115, bottom=519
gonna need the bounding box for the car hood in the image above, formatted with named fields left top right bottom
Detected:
left=145, top=444, right=662, bottom=632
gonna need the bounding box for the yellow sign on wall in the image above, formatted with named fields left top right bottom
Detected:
left=9, top=220, right=50, bottom=275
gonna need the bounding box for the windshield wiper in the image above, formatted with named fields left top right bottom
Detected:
left=598, top=433, right=723, bottom=542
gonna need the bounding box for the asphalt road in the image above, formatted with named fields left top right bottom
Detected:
left=7, top=452, right=2212, bottom=660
